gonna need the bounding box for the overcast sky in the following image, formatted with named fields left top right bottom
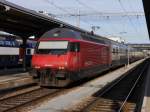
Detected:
left=7, top=0, right=150, bottom=43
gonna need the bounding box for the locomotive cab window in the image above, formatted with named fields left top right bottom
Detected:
left=69, top=42, right=80, bottom=52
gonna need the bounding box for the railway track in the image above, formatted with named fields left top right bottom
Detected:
left=0, top=83, right=38, bottom=98
left=70, top=60, right=148, bottom=112
left=0, top=60, right=146, bottom=112
left=0, top=86, right=59, bottom=112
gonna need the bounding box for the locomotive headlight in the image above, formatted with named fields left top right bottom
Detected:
left=59, top=66, right=65, bottom=70
left=34, top=66, right=40, bottom=69
left=19, top=59, right=23, bottom=62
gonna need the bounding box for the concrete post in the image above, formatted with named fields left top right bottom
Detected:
left=22, top=38, right=27, bottom=71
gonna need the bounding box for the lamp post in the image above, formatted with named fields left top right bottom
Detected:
left=127, top=45, right=130, bottom=67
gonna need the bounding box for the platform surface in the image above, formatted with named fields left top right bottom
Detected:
left=29, top=59, right=145, bottom=112
left=141, top=64, right=150, bottom=112
left=0, top=72, right=34, bottom=90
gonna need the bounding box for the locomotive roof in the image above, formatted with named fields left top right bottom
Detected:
left=41, top=28, right=82, bottom=39
left=40, top=28, right=126, bottom=46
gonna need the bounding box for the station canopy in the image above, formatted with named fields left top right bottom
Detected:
left=0, top=0, right=88, bottom=39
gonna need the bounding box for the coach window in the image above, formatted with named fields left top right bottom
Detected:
left=11, top=56, right=16, bottom=62
left=125, top=49, right=127, bottom=54
left=113, top=48, right=115, bottom=53
left=0, top=41, right=4, bottom=46
left=26, top=49, right=31, bottom=55
left=116, top=48, right=118, bottom=54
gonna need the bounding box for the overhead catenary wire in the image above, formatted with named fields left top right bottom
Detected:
left=128, top=0, right=146, bottom=38
left=54, top=12, right=144, bottom=18
left=43, top=0, right=71, bottom=15
left=135, top=0, right=149, bottom=38
left=75, top=0, right=122, bottom=36
left=75, top=0, right=102, bottom=14
left=127, top=0, right=143, bottom=36
left=43, top=0, right=94, bottom=28
left=42, top=0, right=111, bottom=36
left=42, top=0, right=143, bottom=38
left=73, top=0, right=110, bottom=35
left=76, top=0, right=145, bottom=38
left=118, top=0, right=139, bottom=35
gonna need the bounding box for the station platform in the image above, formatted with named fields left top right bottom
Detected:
left=29, top=59, right=145, bottom=112
left=0, top=72, right=34, bottom=90
left=141, top=64, right=150, bottom=112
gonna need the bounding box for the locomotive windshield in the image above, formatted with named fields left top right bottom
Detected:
left=36, top=41, right=80, bottom=55
left=38, top=41, right=68, bottom=49
left=36, top=41, right=68, bottom=55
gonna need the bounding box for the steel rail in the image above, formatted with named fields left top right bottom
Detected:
left=118, top=62, right=148, bottom=111
left=81, top=61, right=147, bottom=112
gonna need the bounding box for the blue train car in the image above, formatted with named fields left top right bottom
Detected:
left=0, top=37, right=20, bottom=68
left=0, top=37, right=36, bottom=69
left=19, top=39, right=37, bottom=66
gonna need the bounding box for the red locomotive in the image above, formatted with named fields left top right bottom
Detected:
left=31, top=28, right=141, bottom=87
